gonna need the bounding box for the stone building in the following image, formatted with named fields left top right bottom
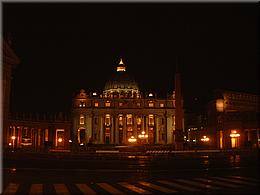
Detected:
left=206, top=89, right=260, bottom=149
left=72, top=58, right=184, bottom=146
left=3, top=39, right=184, bottom=150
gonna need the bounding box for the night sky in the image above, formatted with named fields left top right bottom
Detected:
left=3, top=3, right=259, bottom=112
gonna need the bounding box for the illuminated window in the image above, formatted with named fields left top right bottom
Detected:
left=148, top=101, right=154, bottom=107
left=118, top=114, right=123, bottom=126
left=148, top=114, right=154, bottom=126
left=160, top=103, right=164, bottom=107
left=56, top=129, right=65, bottom=147
left=105, top=114, right=111, bottom=126
left=80, top=114, right=85, bottom=125
left=137, top=117, right=142, bottom=125
left=94, top=102, right=99, bottom=107
left=105, top=101, right=111, bottom=107
left=127, top=114, right=133, bottom=125
left=119, top=102, right=123, bottom=107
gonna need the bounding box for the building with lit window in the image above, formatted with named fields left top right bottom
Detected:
left=72, top=58, right=184, bottom=146
left=206, top=89, right=260, bottom=149
left=3, top=39, right=184, bottom=150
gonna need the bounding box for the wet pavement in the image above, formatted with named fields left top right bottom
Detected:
left=2, top=151, right=260, bottom=194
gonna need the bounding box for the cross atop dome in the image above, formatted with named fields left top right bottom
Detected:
left=117, top=57, right=126, bottom=72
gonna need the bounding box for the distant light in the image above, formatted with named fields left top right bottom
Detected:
left=80, top=143, right=84, bottom=146
left=93, top=92, right=97, bottom=96
left=230, top=130, right=240, bottom=138
left=230, top=133, right=240, bottom=138
left=201, top=136, right=210, bottom=142
left=148, top=93, right=153, bottom=97
left=138, top=131, right=148, bottom=139
left=8, top=143, right=12, bottom=146
left=11, top=136, right=16, bottom=140
left=58, top=138, right=63, bottom=143
left=193, top=139, right=196, bottom=142
left=128, top=136, right=137, bottom=143
left=216, top=99, right=224, bottom=112
left=69, top=140, right=72, bottom=143
left=117, top=66, right=126, bottom=72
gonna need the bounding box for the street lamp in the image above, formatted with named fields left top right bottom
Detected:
left=230, top=130, right=240, bottom=138
left=11, top=136, right=16, bottom=151
left=128, top=136, right=137, bottom=143
left=201, top=135, right=210, bottom=142
left=138, top=131, right=148, bottom=139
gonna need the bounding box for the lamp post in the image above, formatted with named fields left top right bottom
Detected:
left=11, top=136, right=16, bottom=151
left=128, top=136, right=137, bottom=144
left=138, top=131, right=148, bottom=144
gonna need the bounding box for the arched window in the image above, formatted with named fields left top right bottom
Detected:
left=148, top=114, right=154, bottom=126
left=80, top=114, right=85, bottom=125
left=118, top=114, right=123, bottom=126
left=148, top=101, right=154, bottom=107
left=105, top=114, right=111, bottom=126
left=127, top=114, right=133, bottom=125
left=105, top=101, right=111, bottom=107
left=137, top=117, right=142, bottom=125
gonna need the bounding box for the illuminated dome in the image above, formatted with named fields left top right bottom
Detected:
left=103, top=58, right=140, bottom=98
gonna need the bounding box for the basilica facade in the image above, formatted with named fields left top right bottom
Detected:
left=72, top=59, right=183, bottom=145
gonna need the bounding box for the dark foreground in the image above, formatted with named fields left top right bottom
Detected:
left=2, top=150, right=260, bottom=194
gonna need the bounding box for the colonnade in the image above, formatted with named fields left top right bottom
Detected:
left=88, top=113, right=173, bottom=145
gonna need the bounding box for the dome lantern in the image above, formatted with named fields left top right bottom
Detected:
left=116, top=58, right=126, bottom=72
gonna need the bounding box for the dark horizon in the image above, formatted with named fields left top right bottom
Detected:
left=3, top=3, right=259, bottom=112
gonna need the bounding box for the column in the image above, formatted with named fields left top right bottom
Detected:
left=141, top=115, right=145, bottom=133
left=115, top=116, right=119, bottom=144
left=17, top=126, right=22, bottom=148
left=87, top=115, right=92, bottom=143
left=156, top=116, right=160, bottom=144
left=145, top=115, right=149, bottom=144
left=111, top=115, right=114, bottom=144
left=123, top=115, right=127, bottom=144
left=166, top=114, right=173, bottom=144
left=38, top=129, right=41, bottom=147
left=100, top=116, right=104, bottom=144
left=134, top=115, right=138, bottom=138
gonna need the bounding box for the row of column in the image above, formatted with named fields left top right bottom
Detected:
left=95, top=114, right=167, bottom=145
left=7, top=126, right=67, bottom=149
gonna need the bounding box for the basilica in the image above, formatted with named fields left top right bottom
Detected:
left=3, top=39, right=184, bottom=150
left=72, top=58, right=183, bottom=145
left=5, top=40, right=258, bottom=150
